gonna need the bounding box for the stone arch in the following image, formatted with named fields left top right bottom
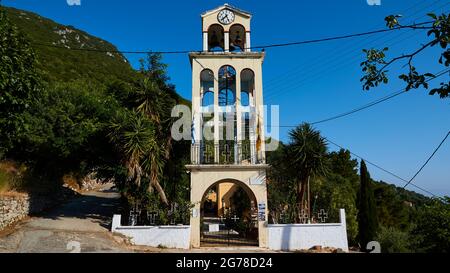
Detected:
left=200, top=178, right=258, bottom=216
left=188, top=167, right=269, bottom=248
left=199, top=178, right=260, bottom=247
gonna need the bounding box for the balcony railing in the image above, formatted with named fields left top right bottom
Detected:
left=191, top=140, right=262, bottom=165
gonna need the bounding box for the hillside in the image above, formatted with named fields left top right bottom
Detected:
left=4, top=6, right=137, bottom=85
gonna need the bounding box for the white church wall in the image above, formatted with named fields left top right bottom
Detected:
left=111, top=215, right=191, bottom=249
left=267, top=209, right=349, bottom=252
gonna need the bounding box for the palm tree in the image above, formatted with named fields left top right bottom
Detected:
left=108, top=110, right=169, bottom=205
left=288, top=123, right=329, bottom=222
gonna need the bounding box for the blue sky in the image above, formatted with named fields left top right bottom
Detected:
left=3, top=0, right=449, bottom=196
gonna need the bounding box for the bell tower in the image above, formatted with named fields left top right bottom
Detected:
left=187, top=4, right=269, bottom=248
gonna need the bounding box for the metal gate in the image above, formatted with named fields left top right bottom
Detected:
left=200, top=214, right=259, bottom=247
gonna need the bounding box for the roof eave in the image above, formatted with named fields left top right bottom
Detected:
left=201, top=4, right=252, bottom=19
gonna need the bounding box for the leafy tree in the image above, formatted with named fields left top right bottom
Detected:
left=267, top=143, right=299, bottom=223
left=376, top=226, right=411, bottom=253
left=358, top=160, right=379, bottom=250
left=287, top=123, right=329, bottom=222
left=361, top=13, right=449, bottom=98
left=0, top=7, right=41, bottom=155
left=231, top=186, right=251, bottom=218
left=15, top=81, right=120, bottom=189
left=328, top=149, right=359, bottom=182
left=373, top=182, right=412, bottom=231
left=411, top=197, right=450, bottom=253
left=108, top=109, right=168, bottom=205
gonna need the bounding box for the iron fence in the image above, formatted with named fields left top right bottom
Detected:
left=269, top=204, right=339, bottom=224
left=125, top=203, right=192, bottom=226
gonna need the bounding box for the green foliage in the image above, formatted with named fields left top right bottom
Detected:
left=361, top=13, right=449, bottom=98
left=0, top=7, right=190, bottom=213
left=105, top=53, right=185, bottom=207
left=231, top=187, right=251, bottom=217
left=287, top=123, right=329, bottom=217
left=376, top=226, right=411, bottom=253
left=268, top=137, right=440, bottom=252
left=411, top=197, right=450, bottom=253
left=0, top=169, right=11, bottom=192
left=0, top=8, right=41, bottom=155
left=3, top=7, right=137, bottom=85
left=8, top=81, right=119, bottom=180
left=313, top=174, right=359, bottom=245
left=358, top=160, right=378, bottom=250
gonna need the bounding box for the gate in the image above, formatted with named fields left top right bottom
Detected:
left=200, top=213, right=259, bottom=247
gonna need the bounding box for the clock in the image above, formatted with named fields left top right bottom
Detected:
left=218, top=9, right=235, bottom=25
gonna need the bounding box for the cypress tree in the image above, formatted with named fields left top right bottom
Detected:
left=357, top=160, right=378, bottom=251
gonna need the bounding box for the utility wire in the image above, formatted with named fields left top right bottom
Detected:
left=403, top=131, right=450, bottom=189
left=264, top=3, right=449, bottom=102
left=262, top=0, right=447, bottom=91
left=324, top=137, right=439, bottom=197
left=250, top=21, right=432, bottom=50
left=31, top=21, right=434, bottom=55
left=276, top=68, right=449, bottom=127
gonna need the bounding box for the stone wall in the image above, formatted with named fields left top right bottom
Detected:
left=0, top=188, right=77, bottom=231
left=0, top=194, right=29, bottom=230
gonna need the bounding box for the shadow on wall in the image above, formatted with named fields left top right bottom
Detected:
left=280, top=222, right=292, bottom=250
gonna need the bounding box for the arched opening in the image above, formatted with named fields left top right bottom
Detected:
left=200, top=69, right=215, bottom=164
left=229, top=24, right=246, bottom=52
left=240, top=69, right=255, bottom=163
left=218, top=65, right=236, bottom=107
left=219, top=65, right=237, bottom=164
left=200, top=179, right=258, bottom=247
left=201, top=69, right=214, bottom=107
left=240, top=69, right=255, bottom=107
left=208, top=24, right=225, bottom=52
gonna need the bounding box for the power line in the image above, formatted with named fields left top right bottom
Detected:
left=275, top=68, right=449, bottom=127
left=403, top=130, right=450, bottom=190
left=263, top=1, right=449, bottom=102
left=265, top=0, right=449, bottom=89
left=31, top=21, right=434, bottom=55
left=250, top=21, right=432, bottom=50
left=262, top=1, right=449, bottom=101
left=324, top=137, right=439, bottom=197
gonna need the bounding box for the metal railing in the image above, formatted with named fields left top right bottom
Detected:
left=191, top=140, right=262, bottom=165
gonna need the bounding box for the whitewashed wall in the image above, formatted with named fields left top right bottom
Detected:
left=111, top=215, right=191, bottom=249
left=267, top=209, right=349, bottom=252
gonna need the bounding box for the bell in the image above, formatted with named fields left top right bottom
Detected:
left=234, top=31, right=243, bottom=45
left=210, top=31, right=220, bottom=48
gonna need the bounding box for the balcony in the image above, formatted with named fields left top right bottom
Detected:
left=191, top=140, right=262, bottom=166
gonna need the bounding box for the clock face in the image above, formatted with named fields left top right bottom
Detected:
left=218, top=9, right=235, bottom=25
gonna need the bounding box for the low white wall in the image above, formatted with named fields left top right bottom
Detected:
left=111, top=215, right=191, bottom=249
left=267, top=209, right=349, bottom=252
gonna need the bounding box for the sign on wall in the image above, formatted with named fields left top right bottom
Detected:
left=258, top=203, right=266, bottom=221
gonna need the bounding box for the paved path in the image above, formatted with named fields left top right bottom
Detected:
left=0, top=185, right=131, bottom=253
left=0, top=186, right=281, bottom=253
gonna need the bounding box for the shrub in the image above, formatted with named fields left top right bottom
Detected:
left=376, top=226, right=411, bottom=253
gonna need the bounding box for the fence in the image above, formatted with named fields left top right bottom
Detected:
left=125, top=203, right=191, bottom=227
left=269, top=203, right=340, bottom=225
left=112, top=215, right=191, bottom=249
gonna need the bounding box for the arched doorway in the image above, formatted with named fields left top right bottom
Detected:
left=200, top=179, right=259, bottom=247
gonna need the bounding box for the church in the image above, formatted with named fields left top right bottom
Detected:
left=113, top=4, right=349, bottom=251
left=186, top=3, right=270, bottom=248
